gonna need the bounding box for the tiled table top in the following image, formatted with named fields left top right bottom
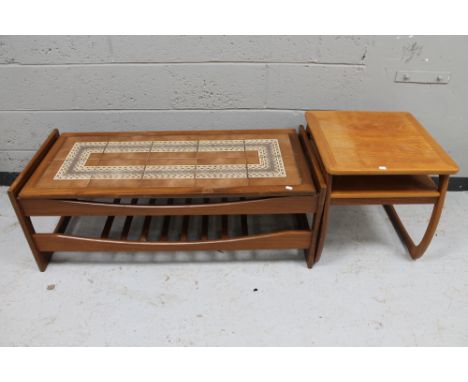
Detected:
left=20, top=129, right=315, bottom=199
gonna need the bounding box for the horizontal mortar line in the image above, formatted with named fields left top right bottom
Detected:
left=0, top=108, right=311, bottom=112
left=0, top=61, right=366, bottom=67
left=0, top=149, right=37, bottom=152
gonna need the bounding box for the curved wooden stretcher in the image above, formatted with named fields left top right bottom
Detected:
left=383, top=173, right=449, bottom=260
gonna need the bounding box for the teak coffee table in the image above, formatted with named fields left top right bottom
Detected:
left=304, top=111, right=459, bottom=264
left=9, top=129, right=325, bottom=271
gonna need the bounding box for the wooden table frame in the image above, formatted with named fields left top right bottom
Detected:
left=9, top=129, right=326, bottom=271
left=301, top=116, right=457, bottom=265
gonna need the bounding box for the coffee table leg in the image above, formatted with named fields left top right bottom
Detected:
left=312, top=175, right=332, bottom=265
left=7, top=129, right=59, bottom=272
left=384, top=175, right=449, bottom=259
left=313, top=195, right=331, bottom=265
left=305, top=196, right=325, bottom=268
left=8, top=193, right=51, bottom=271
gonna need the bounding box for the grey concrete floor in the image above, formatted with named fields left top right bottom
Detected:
left=0, top=186, right=467, bottom=346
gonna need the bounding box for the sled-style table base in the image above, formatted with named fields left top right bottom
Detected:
left=304, top=111, right=459, bottom=264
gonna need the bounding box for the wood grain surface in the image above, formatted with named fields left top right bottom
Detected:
left=306, top=111, right=459, bottom=175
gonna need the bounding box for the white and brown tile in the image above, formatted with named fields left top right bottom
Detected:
left=54, top=139, right=286, bottom=181
left=245, top=139, right=286, bottom=178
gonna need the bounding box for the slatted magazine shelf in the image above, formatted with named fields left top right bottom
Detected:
left=24, top=196, right=313, bottom=253
left=9, top=129, right=324, bottom=271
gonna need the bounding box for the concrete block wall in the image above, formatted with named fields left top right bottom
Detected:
left=0, top=36, right=466, bottom=175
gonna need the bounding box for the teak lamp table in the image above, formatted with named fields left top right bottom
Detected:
left=9, top=128, right=325, bottom=271
left=304, top=111, right=459, bottom=265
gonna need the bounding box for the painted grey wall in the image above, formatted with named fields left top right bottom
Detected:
left=0, top=36, right=466, bottom=175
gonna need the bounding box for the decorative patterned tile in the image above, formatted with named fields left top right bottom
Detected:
left=196, top=164, right=247, bottom=179
left=245, top=139, right=286, bottom=178
left=54, top=142, right=107, bottom=180
left=151, top=140, right=198, bottom=152
left=91, top=166, right=145, bottom=180
left=53, top=138, right=286, bottom=181
left=198, top=139, right=244, bottom=152
left=105, top=141, right=152, bottom=153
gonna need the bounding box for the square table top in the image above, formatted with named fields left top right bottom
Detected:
left=305, top=110, right=459, bottom=175
left=20, top=129, right=315, bottom=199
